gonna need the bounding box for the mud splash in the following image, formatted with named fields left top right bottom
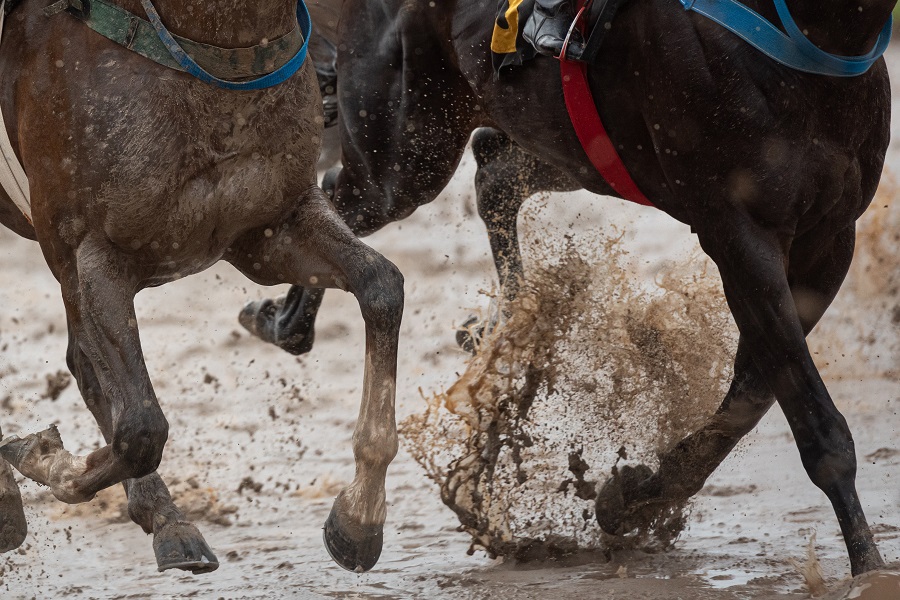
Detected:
left=401, top=235, right=737, bottom=560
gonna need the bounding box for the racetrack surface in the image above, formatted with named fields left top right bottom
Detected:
left=0, top=49, right=899, bottom=600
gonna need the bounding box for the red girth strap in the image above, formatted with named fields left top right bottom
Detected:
left=558, top=7, right=653, bottom=207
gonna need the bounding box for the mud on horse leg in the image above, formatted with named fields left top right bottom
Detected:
left=230, top=186, right=403, bottom=571
left=66, top=326, right=217, bottom=573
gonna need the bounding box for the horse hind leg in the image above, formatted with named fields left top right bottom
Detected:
left=229, top=186, right=403, bottom=572
left=457, top=128, right=579, bottom=352
left=239, top=285, right=325, bottom=356
left=0, top=239, right=169, bottom=505
left=66, top=326, right=217, bottom=573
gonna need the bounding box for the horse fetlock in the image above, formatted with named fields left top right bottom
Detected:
left=353, top=431, right=398, bottom=474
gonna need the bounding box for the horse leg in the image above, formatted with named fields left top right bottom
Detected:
left=457, top=128, right=579, bottom=351
left=648, top=213, right=878, bottom=575
left=229, top=186, right=403, bottom=572
left=597, top=222, right=863, bottom=531
left=240, top=13, right=475, bottom=356
left=0, top=239, right=169, bottom=505
left=66, top=326, right=217, bottom=573
left=0, top=423, right=27, bottom=553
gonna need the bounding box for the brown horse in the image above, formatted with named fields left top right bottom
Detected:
left=242, top=0, right=896, bottom=576
left=0, top=0, right=402, bottom=573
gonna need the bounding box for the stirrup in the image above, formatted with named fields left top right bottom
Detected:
left=557, top=3, right=589, bottom=61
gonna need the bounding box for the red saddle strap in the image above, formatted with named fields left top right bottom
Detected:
left=559, top=12, right=653, bottom=207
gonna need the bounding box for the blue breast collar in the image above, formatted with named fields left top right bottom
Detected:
left=679, top=0, right=892, bottom=77
left=140, top=0, right=312, bottom=90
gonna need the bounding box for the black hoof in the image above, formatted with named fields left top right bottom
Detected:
left=455, top=315, right=485, bottom=354
left=153, top=521, right=219, bottom=574
left=323, top=506, right=383, bottom=572
left=594, top=464, right=654, bottom=535
left=0, top=459, right=27, bottom=553
left=238, top=289, right=320, bottom=356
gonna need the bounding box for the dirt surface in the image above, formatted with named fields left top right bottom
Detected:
left=0, top=49, right=899, bottom=600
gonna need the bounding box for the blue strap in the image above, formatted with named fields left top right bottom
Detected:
left=679, top=0, right=892, bottom=77
left=139, top=0, right=311, bottom=90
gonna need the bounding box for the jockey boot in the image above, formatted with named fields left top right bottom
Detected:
left=523, top=0, right=585, bottom=60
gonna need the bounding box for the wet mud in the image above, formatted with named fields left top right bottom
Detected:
left=0, top=48, right=898, bottom=600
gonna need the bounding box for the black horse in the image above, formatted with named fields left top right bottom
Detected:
left=240, top=0, right=896, bottom=576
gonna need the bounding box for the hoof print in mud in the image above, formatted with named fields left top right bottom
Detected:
left=323, top=507, right=383, bottom=573
left=153, top=521, right=220, bottom=574
left=594, top=464, right=654, bottom=535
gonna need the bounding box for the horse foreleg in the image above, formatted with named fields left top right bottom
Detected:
left=596, top=225, right=862, bottom=533
left=66, top=327, right=217, bottom=573
left=230, top=186, right=403, bottom=572
left=695, top=215, right=881, bottom=576
left=1, top=239, right=168, bottom=504
left=125, top=475, right=218, bottom=573
left=595, top=337, right=774, bottom=534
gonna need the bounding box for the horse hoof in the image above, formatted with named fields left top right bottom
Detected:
left=455, top=315, right=484, bottom=354
left=323, top=506, right=383, bottom=572
left=238, top=298, right=279, bottom=341
left=239, top=297, right=316, bottom=356
left=153, top=521, right=219, bottom=574
left=594, top=464, right=654, bottom=535
left=0, top=459, right=27, bottom=553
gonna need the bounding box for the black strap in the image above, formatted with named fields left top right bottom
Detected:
left=581, top=0, right=628, bottom=64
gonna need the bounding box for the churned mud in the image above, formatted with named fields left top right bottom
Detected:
left=0, top=50, right=898, bottom=600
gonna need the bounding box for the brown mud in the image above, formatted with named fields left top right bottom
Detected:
left=0, top=50, right=898, bottom=600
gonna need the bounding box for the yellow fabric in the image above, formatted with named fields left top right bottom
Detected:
left=491, top=0, right=523, bottom=54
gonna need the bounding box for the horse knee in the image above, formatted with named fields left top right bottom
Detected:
left=113, top=412, right=169, bottom=479
left=356, top=254, right=404, bottom=332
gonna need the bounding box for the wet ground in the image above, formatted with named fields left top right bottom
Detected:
left=0, top=44, right=899, bottom=600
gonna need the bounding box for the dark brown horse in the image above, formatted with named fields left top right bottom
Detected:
left=0, top=0, right=402, bottom=573
left=242, top=0, right=896, bottom=576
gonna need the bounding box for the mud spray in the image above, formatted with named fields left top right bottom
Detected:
left=401, top=174, right=899, bottom=564
left=401, top=225, right=738, bottom=560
